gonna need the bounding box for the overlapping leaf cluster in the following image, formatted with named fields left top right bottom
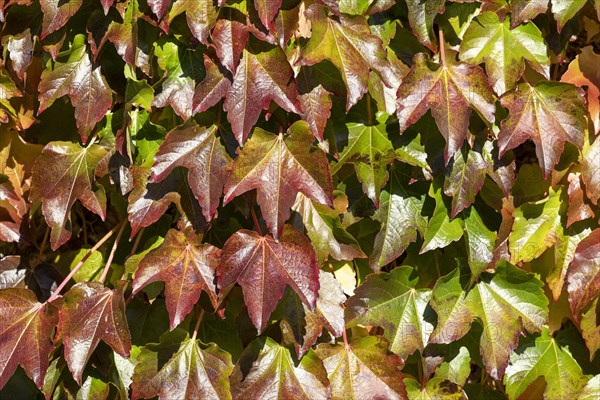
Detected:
left=0, top=0, right=599, bottom=398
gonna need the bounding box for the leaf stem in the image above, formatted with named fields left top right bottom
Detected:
left=342, top=326, right=349, bottom=348
left=47, top=223, right=123, bottom=303
left=250, top=207, right=263, bottom=236
left=99, top=220, right=127, bottom=283
left=439, top=28, right=446, bottom=68
left=38, top=225, right=50, bottom=261
left=129, top=227, right=144, bottom=255
left=192, top=309, right=205, bottom=340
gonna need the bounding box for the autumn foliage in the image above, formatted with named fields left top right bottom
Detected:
left=0, top=0, right=599, bottom=399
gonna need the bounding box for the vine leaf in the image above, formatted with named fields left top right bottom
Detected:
left=420, top=179, right=464, bottom=254
left=443, top=146, right=488, bottom=218
left=132, top=229, right=221, bottom=329
left=332, top=113, right=395, bottom=206
left=581, top=136, right=600, bottom=205
left=218, top=225, right=320, bottom=333
left=396, top=53, right=495, bottom=163
left=299, top=12, right=392, bottom=111
left=40, top=0, right=83, bottom=39
left=299, top=84, right=332, bottom=142
left=150, top=122, right=231, bottom=222
left=230, top=337, right=329, bottom=399
left=504, top=327, right=589, bottom=400
left=57, top=281, right=132, bottom=385
left=192, top=54, right=232, bottom=114
left=459, top=12, right=550, bottom=94
left=6, top=29, right=33, bottom=80
left=498, top=82, right=587, bottom=177
left=561, top=47, right=600, bottom=135
left=277, top=271, right=346, bottom=357
left=551, top=0, right=587, bottom=31
left=223, top=39, right=301, bottom=144
left=346, top=266, right=433, bottom=359
left=211, top=16, right=249, bottom=75
left=153, top=40, right=202, bottom=120
left=567, top=173, right=594, bottom=227
left=509, top=0, right=548, bottom=28
left=253, top=0, right=282, bottom=30
left=132, top=328, right=233, bottom=400
left=38, top=35, right=113, bottom=142
left=429, top=262, right=548, bottom=379
left=371, top=163, right=427, bottom=271
left=30, top=142, right=108, bottom=250
left=169, top=0, right=218, bottom=45
left=315, top=336, right=407, bottom=400
left=224, top=121, right=333, bottom=240
left=567, top=228, right=600, bottom=321
left=463, top=205, right=496, bottom=281
left=147, top=0, right=171, bottom=20
left=0, top=288, right=59, bottom=390
left=405, top=0, right=444, bottom=51
left=508, top=187, right=564, bottom=264
left=292, top=193, right=365, bottom=264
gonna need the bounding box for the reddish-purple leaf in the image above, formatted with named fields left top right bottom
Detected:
left=30, top=142, right=108, bottom=250
left=57, top=281, right=131, bottom=385
left=40, top=0, right=83, bottom=39
left=211, top=16, right=249, bottom=74
left=443, top=147, right=488, bottom=217
left=133, top=229, right=221, bottom=329
left=192, top=55, right=232, bottom=114
left=100, top=0, right=115, bottom=14
left=6, top=29, right=33, bottom=80
left=224, top=121, right=333, bottom=240
left=224, top=39, right=301, bottom=144
left=147, top=0, right=171, bottom=20
left=396, top=53, right=496, bottom=163
left=566, top=172, right=594, bottom=227
left=0, top=288, right=59, bottom=389
left=169, top=0, right=218, bottom=45
left=299, top=12, right=392, bottom=111
left=254, top=0, right=282, bottom=30
left=218, top=225, right=320, bottom=333
left=299, top=84, right=332, bottom=142
left=567, top=228, right=600, bottom=321
left=498, top=82, right=587, bottom=177
left=150, top=122, right=231, bottom=222
left=582, top=136, right=600, bottom=205
left=37, top=35, right=113, bottom=142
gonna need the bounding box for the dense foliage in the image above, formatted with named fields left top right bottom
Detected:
left=0, top=0, right=599, bottom=398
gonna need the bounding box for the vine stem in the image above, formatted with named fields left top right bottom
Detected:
left=129, top=227, right=144, bottom=255
left=342, top=326, right=349, bottom=348
left=47, top=223, right=123, bottom=303
left=439, top=29, right=446, bottom=67
left=250, top=207, right=263, bottom=236
left=192, top=309, right=205, bottom=340
left=99, top=221, right=127, bottom=283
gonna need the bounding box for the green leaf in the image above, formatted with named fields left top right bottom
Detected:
left=332, top=114, right=395, bottom=205
left=315, top=336, right=407, bottom=399
left=405, top=0, right=445, bottom=51
left=577, top=375, right=600, bottom=400
left=346, top=266, right=433, bottom=359
left=421, top=179, right=464, bottom=254
left=430, top=262, right=548, bottom=379
left=463, top=205, right=496, bottom=281
left=504, top=327, right=589, bottom=400
left=443, top=146, right=488, bottom=217
left=132, top=328, right=233, bottom=400
left=370, top=163, right=428, bottom=270
left=459, top=12, right=550, bottom=94
left=404, top=377, right=465, bottom=400
left=230, top=337, right=329, bottom=399
left=508, top=187, right=565, bottom=264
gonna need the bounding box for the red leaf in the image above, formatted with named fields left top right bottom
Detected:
left=223, top=39, right=301, bottom=144
left=567, top=228, right=600, bottom=321
left=30, top=142, right=108, bottom=250
left=192, top=55, right=232, bottom=114
left=40, top=0, right=83, bottom=39
left=397, top=53, right=496, bottom=163
left=0, top=289, right=59, bottom=389
left=218, top=225, right=320, bottom=333
left=57, top=281, right=132, bottom=385
left=254, top=0, right=282, bottom=30
left=299, top=84, right=332, bottom=141
left=150, top=122, right=231, bottom=222
left=211, top=16, right=249, bottom=74
left=133, top=229, right=221, bottom=329
left=224, top=121, right=333, bottom=240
